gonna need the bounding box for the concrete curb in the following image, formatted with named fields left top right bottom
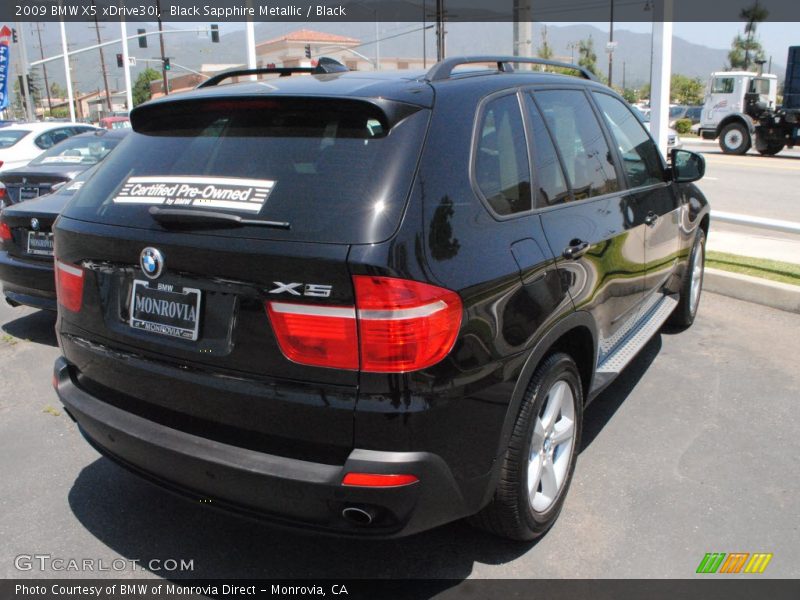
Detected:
left=703, top=268, right=800, bottom=314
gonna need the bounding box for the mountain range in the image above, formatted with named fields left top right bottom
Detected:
left=5, top=21, right=786, bottom=99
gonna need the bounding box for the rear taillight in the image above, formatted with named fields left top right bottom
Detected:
left=54, top=260, right=85, bottom=312
left=266, top=276, right=462, bottom=373
left=354, top=276, right=462, bottom=373
left=0, top=221, right=11, bottom=242
left=266, top=302, right=359, bottom=370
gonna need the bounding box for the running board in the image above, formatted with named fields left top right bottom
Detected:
left=592, top=294, right=678, bottom=393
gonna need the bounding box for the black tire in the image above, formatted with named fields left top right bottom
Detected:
left=469, top=353, right=583, bottom=541
left=719, top=122, right=751, bottom=155
left=669, top=229, right=706, bottom=328
left=757, top=142, right=785, bottom=156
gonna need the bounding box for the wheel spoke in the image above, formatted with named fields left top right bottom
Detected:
left=551, top=418, right=575, bottom=446
left=527, top=454, right=543, bottom=496
left=530, top=417, right=546, bottom=460
left=539, top=458, right=558, bottom=501
left=541, top=381, right=565, bottom=431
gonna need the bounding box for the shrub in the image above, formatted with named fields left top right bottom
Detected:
left=674, top=118, right=693, bottom=134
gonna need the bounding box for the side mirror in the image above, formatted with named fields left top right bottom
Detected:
left=670, top=149, right=705, bottom=183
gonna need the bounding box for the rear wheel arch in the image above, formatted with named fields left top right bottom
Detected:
left=486, top=313, right=597, bottom=494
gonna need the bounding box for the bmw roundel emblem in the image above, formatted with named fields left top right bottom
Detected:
left=30, top=218, right=40, bottom=231
left=140, top=247, right=165, bottom=280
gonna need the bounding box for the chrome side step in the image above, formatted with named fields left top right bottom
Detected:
left=593, top=294, right=678, bottom=389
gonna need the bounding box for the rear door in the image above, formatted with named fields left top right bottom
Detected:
left=592, top=92, right=680, bottom=306
left=527, top=88, right=648, bottom=360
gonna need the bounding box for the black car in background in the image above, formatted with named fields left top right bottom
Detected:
left=0, top=166, right=99, bottom=310
left=0, top=128, right=128, bottom=206
left=51, top=57, right=709, bottom=540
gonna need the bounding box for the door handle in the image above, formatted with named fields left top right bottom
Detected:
left=645, top=212, right=659, bottom=226
left=562, top=240, right=590, bottom=260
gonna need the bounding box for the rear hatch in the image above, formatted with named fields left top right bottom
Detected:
left=0, top=166, right=77, bottom=204
left=1, top=188, right=75, bottom=260
left=55, top=94, right=430, bottom=463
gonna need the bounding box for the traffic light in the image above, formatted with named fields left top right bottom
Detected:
left=12, top=28, right=17, bottom=43
left=210, top=24, right=219, bottom=43
left=304, top=44, right=311, bottom=59
left=116, top=53, right=123, bottom=68
left=137, top=28, right=147, bottom=49
left=163, top=57, right=171, bottom=71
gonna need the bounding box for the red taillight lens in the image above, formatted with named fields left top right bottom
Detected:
left=266, top=277, right=462, bottom=373
left=54, top=260, right=85, bottom=312
left=0, top=185, right=6, bottom=199
left=354, top=276, right=462, bottom=373
left=342, top=473, right=419, bottom=487
left=0, top=221, right=11, bottom=241
left=266, top=302, right=359, bottom=370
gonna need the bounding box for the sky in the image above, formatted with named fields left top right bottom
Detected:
left=591, top=21, right=796, bottom=63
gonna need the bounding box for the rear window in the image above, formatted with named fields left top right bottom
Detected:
left=29, top=134, right=120, bottom=166
left=62, top=98, right=429, bottom=244
left=0, top=130, right=29, bottom=149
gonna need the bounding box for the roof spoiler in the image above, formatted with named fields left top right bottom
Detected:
left=197, top=57, right=349, bottom=89
left=425, top=56, right=598, bottom=82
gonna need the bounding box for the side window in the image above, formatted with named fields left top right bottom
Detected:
left=534, top=89, right=619, bottom=200
left=35, top=131, right=54, bottom=150
left=593, top=93, right=665, bottom=189
left=711, top=77, right=734, bottom=94
left=523, top=95, right=570, bottom=207
left=50, top=128, right=72, bottom=145
left=474, top=94, right=532, bottom=216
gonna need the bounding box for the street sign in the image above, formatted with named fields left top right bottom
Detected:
left=606, top=41, right=618, bottom=53
left=128, top=57, right=136, bottom=66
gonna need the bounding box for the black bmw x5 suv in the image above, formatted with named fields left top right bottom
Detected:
left=52, top=57, right=709, bottom=540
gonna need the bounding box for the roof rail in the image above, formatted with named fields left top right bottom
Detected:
left=425, top=56, right=598, bottom=82
left=197, top=57, right=348, bottom=89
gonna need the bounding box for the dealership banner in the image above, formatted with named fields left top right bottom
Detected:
left=0, top=26, right=10, bottom=112
left=3, top=0, right=800, bottom=23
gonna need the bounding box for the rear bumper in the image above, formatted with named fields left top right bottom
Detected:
left=53, top=357, right=472, bottom=537
left=0, top=250, right=56, bottom=310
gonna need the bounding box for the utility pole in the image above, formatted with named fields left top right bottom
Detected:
left=32, top=23, right=52, bottom=113
left=512, top=1, right=533, bottom=58
left=435, top=0, right=445, bottom=61
left=58, top=17, right=76, bottom=122
left=608, top=0, right=615, bottom=87
left=622, top=61, right=626, bottom=90
left=90, top=0, right=112, bottom=112
left=156, top=0, right=169, bottom=95
left=15, top=21, right=34, bottom=121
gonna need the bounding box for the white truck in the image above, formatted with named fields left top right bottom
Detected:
left=698, top=47, right=800, bottom=156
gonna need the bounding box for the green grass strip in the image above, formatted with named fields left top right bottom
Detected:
left=707, top=251, right=800, bottom=287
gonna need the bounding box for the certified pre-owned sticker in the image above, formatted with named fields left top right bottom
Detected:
left=113, top=176, right=275, bottom=213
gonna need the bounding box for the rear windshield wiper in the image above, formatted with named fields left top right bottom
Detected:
left=149, top=207, right=290, bottom=230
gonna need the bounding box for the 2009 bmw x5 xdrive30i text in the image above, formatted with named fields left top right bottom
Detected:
left=52, top=57, right=709, bottom=540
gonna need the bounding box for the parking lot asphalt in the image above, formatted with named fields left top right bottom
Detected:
left=1, top=290, right=798, bottom=581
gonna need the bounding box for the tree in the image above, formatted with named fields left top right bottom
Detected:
left=50, top=81, right=67, bottom=98
left=727, top=1, right=768, bottom=70
left=537, top=26, right=553, bottom=60
left=577, top=36, right=598, bottom=77
left=621, top=88, right=639, bottom=104
left=671, top=74, right=705, bottom=105
left=133, top=68, right=161, bottom=106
